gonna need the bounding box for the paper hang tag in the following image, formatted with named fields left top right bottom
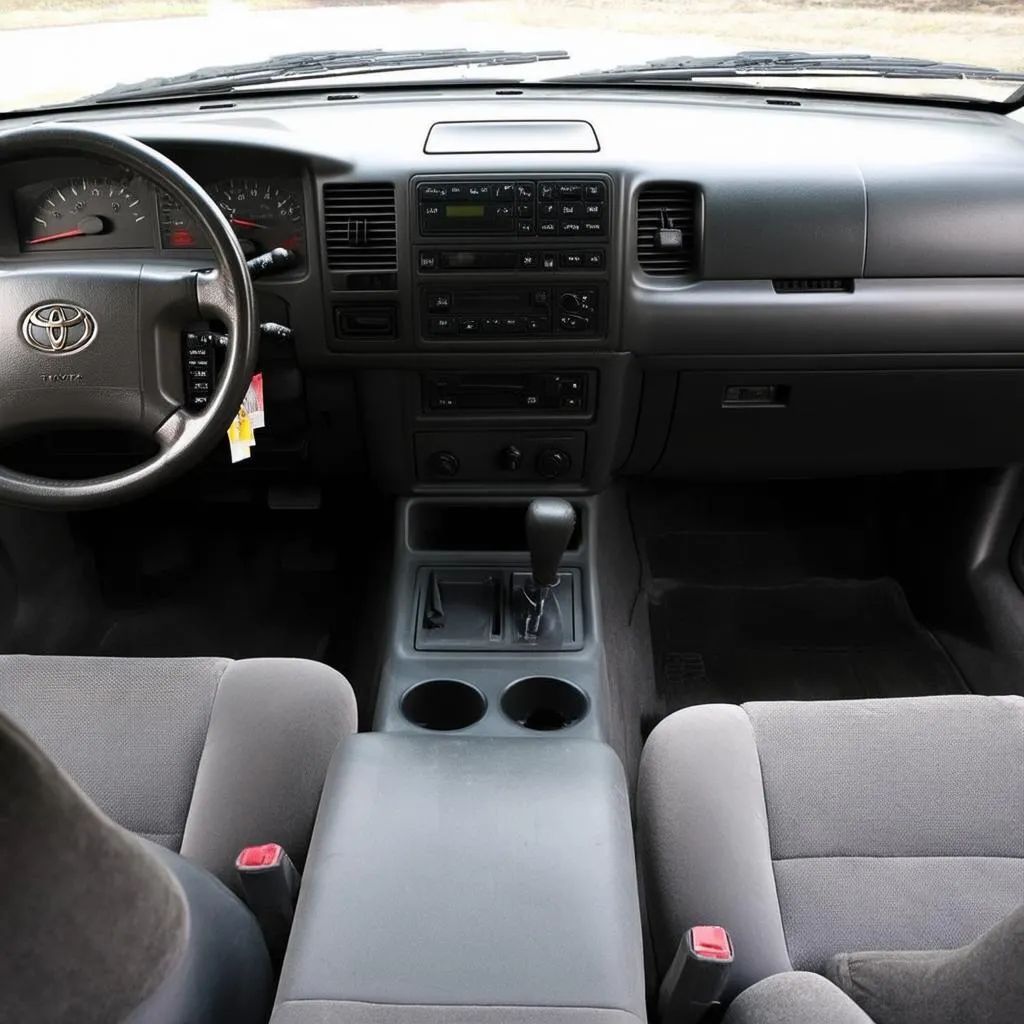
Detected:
left=227, top=373, right=266, bottom=464
left=243, top=372, right=266, bottom=430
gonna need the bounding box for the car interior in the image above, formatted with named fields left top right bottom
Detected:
left=1, top=57, right=1023, bottom=1024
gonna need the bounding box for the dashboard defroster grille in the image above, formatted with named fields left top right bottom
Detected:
left=323, top=182, right=397, bottom=272
left=636, top=184, right=698, bottom=277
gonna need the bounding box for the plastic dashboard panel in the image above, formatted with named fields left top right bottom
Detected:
left=7, top=90, right=1024, bottom=480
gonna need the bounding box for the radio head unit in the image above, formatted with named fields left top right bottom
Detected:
left=416, top=178, right=609, bottom=239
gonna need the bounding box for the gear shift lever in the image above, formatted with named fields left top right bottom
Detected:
left=522, top=498, right=576, bottom=640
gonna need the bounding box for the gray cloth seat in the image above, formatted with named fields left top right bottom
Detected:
left=0, top=654, right=357, bottom=887
left=638, top=695, right=1024, bottom=1018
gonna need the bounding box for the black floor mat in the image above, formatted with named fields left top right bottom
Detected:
left=67, top=493, right=391, bottom=697
left=648, top=578, right=967, bottom=717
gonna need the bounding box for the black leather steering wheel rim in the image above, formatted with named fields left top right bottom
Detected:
left=0, top=123, right=258, bottom=508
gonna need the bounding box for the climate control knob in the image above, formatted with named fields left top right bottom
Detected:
left=429, top=451, right=460, bottom=477
left=499, top=445, right=523, bottom=472
left=559, top=292, right=581, bottom=312
left=536, top=448, right=572, bottom=480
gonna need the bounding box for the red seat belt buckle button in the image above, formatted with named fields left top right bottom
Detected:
left=237, top=843, right=284, bottom=870
left=689, top=925, right=734, bottom=963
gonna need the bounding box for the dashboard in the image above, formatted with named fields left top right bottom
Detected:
left=5, top=88, right=1024, bottom=488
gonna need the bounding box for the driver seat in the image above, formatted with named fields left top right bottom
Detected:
left=0, top=654, right=357, bottom=888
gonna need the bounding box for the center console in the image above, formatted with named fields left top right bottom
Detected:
left=271, top=734, right=646, bottom=1024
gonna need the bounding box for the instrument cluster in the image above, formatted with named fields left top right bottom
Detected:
left=14, top=167, right=305, bottom=265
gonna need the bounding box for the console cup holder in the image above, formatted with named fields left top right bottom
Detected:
left=400, top=679, right=487, bottom=731
left=501, top=676, right=589, bottom=732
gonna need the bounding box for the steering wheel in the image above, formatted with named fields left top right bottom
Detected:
left=0, top=124, right=258, bottom=508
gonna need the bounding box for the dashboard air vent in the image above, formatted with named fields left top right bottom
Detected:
left=636, top=184, right=698, bottom=277
left=323, top=183, right=397, bottom=273
left=774, top=278, right=854, bottom=293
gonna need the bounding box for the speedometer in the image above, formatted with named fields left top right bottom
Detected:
left=22, top=176, right=152, bottom=250
left=208, top=178, right=304, bottom=261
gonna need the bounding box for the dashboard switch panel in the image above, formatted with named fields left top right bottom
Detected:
left=415, top=430, right=586, bottom=483
left=422, top=285, right=604, bottom=341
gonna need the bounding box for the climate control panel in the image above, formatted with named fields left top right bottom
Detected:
left=422, top=285, right=603, bottom=340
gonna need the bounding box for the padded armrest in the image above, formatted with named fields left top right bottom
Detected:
left=272, top=734, right=646, bottom=1024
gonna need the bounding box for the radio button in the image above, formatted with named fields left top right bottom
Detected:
left=504, top=317, right=525, bottom=332
left=515, top=182, right=535, bottom=200
left=541, top=253, right=557, bottom=271
left=427, top=292, right=452, bottom=311
left=484, top=318, right=504, bottom=334
left=585, top=250, right=605, bottom=268
left=429, top=316, right=457, bottom=335
left=559, top=221, right=583, bottom=235
left=557, top=183, right=583, bottom=199
left=467, top=183, right=492, bottom=199
left=495, top=205, right=514, bottom=219
left=516, top=204, right=534, bottom=218
left=419, top=252, right=439, bottom=270
left=532, top=289, right=551, bottom=306
left=495, top=183, right=516, bottom=200
left=583, top=221, right=604, bottom=235
left=526, top=316, right=547, bottom=333
left=539, top=182, right=556, bottom=200
left=418, top=184, right=448, bottom=200
left=560, top=252, right=584, bottom=269
left=518, top=252, right=540, bottom=270
left=447, top=184, right=466, bottom=199
left=584, top=202, right=603, bottom=217
left=517, top=220, right=536, bottom=236
left=560, top=201, right=584, bottom=219
left=584, top=182, right=607, bottom=200
left=539, top=202, right=556, bottom=218
left=538, top=220, right=558, bottom=235
left=458, top=318, right=482, bottom=334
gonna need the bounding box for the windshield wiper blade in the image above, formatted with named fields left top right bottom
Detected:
left=85, top=48, right=571, bottom=103
left=550, top=50, right=1024, bottom=84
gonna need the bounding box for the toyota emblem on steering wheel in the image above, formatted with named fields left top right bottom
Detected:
left=21, top=303, right=97, bottom=354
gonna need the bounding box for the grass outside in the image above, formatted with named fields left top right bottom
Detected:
left=2, top=0, right=1021, bottom=73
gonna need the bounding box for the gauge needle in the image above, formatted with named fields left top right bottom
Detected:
left=29, top=215, right=106, bottom=245
left=230, top=217, right=265, bottom=229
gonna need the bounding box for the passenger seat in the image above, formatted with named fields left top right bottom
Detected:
left=638, top=696, right=1024, bottom=1021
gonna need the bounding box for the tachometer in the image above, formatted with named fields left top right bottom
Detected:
left=208, top=178, right=304, bottom=261
left=22, top=176, right=152, bottom=250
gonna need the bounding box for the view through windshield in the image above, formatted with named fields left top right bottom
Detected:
left=1, top=0, right=1021, bottom=112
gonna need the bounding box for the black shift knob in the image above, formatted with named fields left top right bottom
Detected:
left=525, top=498, right=576, bottom=587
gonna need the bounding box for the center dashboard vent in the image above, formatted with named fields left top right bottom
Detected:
left=323, top=183, right=397, bottom=274
left=636, top=184, right=699, bottom=277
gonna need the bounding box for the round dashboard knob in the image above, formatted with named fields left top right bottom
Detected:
left=536, top=448, right=571, bottom=480
left=429, top=451, right=460, bottom=477
left=560, top=292, right=581, bottom=313
left=499, top=445, right=523, bottom=472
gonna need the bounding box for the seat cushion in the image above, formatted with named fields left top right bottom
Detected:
left=639, top=695, right=1024, bottom=1000
left=0, top=655, right=357, bottom=886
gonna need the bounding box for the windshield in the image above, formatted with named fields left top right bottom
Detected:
left=1, top=0, right=1021, bottom=113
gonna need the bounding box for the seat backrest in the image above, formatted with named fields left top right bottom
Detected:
left=0, top=711, right=272, bottom=1024
left=638, top=695, right=1024, bottom=1000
